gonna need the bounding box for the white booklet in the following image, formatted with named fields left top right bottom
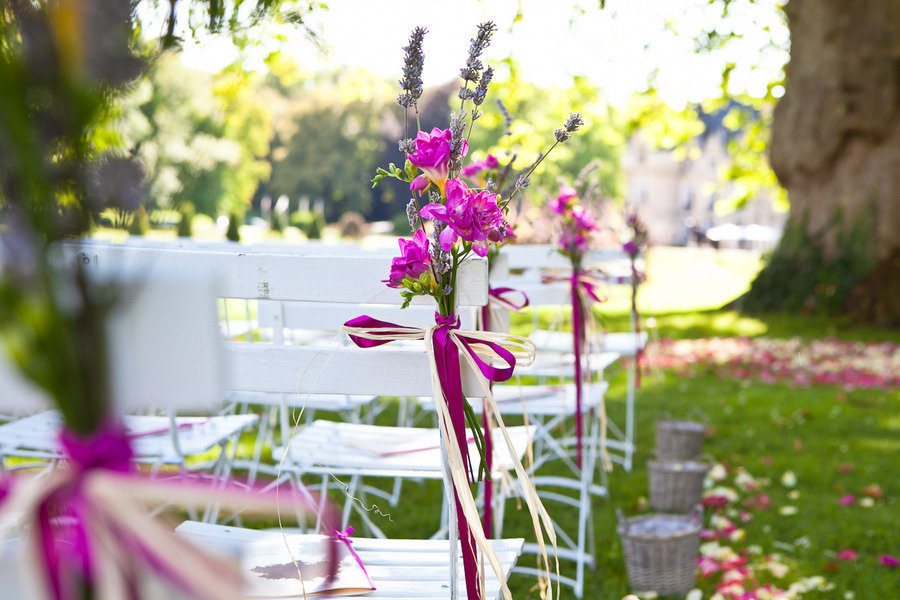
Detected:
left=241, top=533, right=375, bottom=598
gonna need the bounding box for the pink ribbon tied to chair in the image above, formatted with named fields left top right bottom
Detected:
left=540, top=269, right=612, bottom=471
left=0, top=422, right=340, bottom=600
left=478, top=286, right=529, bottom=537
left=342, top=312, right=556, bottom=600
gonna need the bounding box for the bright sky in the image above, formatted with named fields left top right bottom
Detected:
left=163, top=0, right=788, bottom=108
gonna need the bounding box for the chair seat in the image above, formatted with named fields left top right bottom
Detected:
left=274, top=420, right=533, bottom=478
left=176, top=520, right=524, bottom=599
left=0, top=411, right=258, bottom=464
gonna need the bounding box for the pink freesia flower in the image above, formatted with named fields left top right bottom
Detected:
left=838, top=494, right=857, bottom=506
left=559, top=225, right=590, bottom=254
left=419, top=179, right=503, bottom=256
left=407, top=128, right=466, bottom=196
left=461, top=160, right=486, bottom=179
left=484, top=154, right=500, bottom=169
left=570, top=205, right=598, bottom=231
left=836, top=549, right=858, bottom=561
left=383, top=229, right=431, bottom=288
left=880, top=554, right=900, bottom=567
left=549, top=186, right=578, bottom=214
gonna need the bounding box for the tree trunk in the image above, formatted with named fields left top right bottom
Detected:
left=762, top=0, right=900, bottom=325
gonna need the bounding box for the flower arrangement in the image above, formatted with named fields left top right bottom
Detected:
left=623, top=210, right=648, bottom=387
left=349, top=22, right=583, bottom=600
left=544, top=185, right=610, bottom=469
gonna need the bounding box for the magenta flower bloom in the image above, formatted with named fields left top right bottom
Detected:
left=548, top=186, right=578, bottom=214
left=559, top=226, right=590, bottom=254
left=419, top=178, right=503, bottom=256
left=879, top=554, right=900, bottom=567
left=461, top=160, right=486, bottom=179
left=383, top=229, right=431, bottom=288
left=407, top=128, right=467, bottom=196
left=623, top=240, right=638, bottom=256
left=836, top=549, right=858, bottom=561
left=484, top=154, right=500, bottom=169
left=838, top=494, right=857, bottom=506
left=570, top=205, right=598, bottom=231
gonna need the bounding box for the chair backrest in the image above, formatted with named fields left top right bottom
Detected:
left=68, top=243, right=487, bottom=398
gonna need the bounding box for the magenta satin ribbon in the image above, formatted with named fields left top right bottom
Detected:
left=36, top=423, right=135, bottom=600
left=542, top=271, right=603, bottom=469
left=630, top=257, right=644, bottom=389
left=344, top=312, right=518, bottom=600
left=478, top=286, right=528, bottom=538
left=333, top=526, right=375, bottom=590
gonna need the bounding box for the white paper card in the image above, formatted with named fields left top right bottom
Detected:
left=105, top=263, right=222, bottom=412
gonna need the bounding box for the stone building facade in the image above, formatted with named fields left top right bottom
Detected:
left=622, top=113, right=786, bottom=249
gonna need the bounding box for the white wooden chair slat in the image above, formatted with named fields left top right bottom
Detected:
left=221, top=342, right=483, bottom=398
left=258, top=301, right=476, bottom=333
left=64, top=243, right=488, bottom=306
left=529, top=329, right=648, bottom=357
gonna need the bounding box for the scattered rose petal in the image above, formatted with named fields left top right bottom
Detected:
left=861, top=484, right=884, bottom=499
left=685, top=589, right=702, bottom=600
left=879, top=554, right=900, bottom=568
left=859, top=497, right=875, bottom=508
left=793, top=438, right=803, bottom=451
left=745, top=494, right=772, bottom=511
left=836, top=549, right=858, bottom=561
left=788, top=490, right=800, bottom=500
left=780, top=471, right=797, bottom=488
left=823, top=561, right=840, bottom=572
left=778, top=505, right=798, bottom=516
left=836, top=462, right=854, bottom=474
left=838, top=494, right=856, bottom=506
left=760, top=456, right=774, bottom=465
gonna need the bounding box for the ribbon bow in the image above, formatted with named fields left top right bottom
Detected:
left=540, top=269, right=612, bottom=471
left=0, top=423, right=339, bottom=600
left=342, top=313, right=557, bottom=600
left=333, top=526, right=375, bottom=590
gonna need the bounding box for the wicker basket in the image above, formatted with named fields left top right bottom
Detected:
left=648, top=459, right=710, bottom=513
left=618, top=509, right=702, bottom=595
left=656, top=420, right=705, bottom=461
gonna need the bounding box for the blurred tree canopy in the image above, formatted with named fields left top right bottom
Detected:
left=114, top=55, right=271, bottom=218
left=468, top=60, right=625, bottom=205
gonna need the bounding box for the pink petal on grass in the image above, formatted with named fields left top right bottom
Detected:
left=836, top=550, right=858, bottom=561
left=880, top=555, right=900, bottom=568
left=838, top=494, right=857, bottom=506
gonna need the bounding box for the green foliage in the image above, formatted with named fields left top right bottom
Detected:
left=742, top=207, right=878, bottom=315
left=115, top=56, right=271, bottom=218
left=176, top=201, right=196, bottom=237
left=128, top=206, right=151, bottom=236
left=290, top=210, right=324, bottom=239
left=467, top=63, right=625, bottom=204
left=225, top=211, right=241, bottom=241
left=263, top=68, right=393, bottom=221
